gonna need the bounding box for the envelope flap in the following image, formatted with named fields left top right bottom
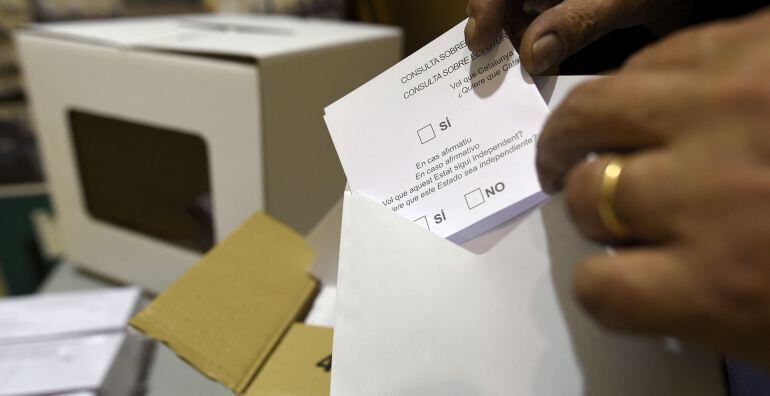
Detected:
left=130, top=213, right=317, bottom=394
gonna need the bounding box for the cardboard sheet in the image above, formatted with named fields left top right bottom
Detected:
left=130, top=214, right=317, bottom=394
left=246, top=324, right=333, bottom=396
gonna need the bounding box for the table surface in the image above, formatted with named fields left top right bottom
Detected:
left=39, top=262, right=232, bottom=396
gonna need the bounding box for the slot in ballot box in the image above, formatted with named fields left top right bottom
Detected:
left=16, top=14, right=401, bottom=293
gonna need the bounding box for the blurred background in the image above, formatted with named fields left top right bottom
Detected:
left=0, top=0, right=470, bottom=296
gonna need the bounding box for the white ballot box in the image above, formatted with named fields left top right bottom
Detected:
left=330, top=76, right=726, bottom=395
left=0, top=288, right=151, bottom=396
left=16, top=14, right=401, bottom=293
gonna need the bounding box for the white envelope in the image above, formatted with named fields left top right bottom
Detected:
left=331, top=76, right=726, bottom=395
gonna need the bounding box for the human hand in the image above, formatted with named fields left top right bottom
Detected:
left=465, top=0, right=690, bottom=74
left=537, top=10, right=770, bottom=368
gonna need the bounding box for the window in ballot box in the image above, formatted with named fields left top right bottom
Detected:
left=68, top=110, right=214, bottom=253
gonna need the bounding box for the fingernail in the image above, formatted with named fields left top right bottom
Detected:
left=532, top=33, right=563, bottom=74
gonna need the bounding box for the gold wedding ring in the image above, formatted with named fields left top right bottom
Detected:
left=598, top=159, right=632, bottom=239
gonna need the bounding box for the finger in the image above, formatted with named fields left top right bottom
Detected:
left=574, top=248, right=707, bottom=336
left=536, top=73, right=703, bottom=193
left=466, top=0, right=508, bottom=53
left=623, top=14, right=766, bottom=73
left=623, top=23, right=729, bottom=73
left=623, top=29, right=709, bottom=73
left=523, top=0, right=561, bottom=15
left=563, top=152, right=679, bottom=245
left=519, top=0, right=630, bottom=74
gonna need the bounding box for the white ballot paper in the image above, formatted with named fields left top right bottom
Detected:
left=325, top=20, right=549, bottom=243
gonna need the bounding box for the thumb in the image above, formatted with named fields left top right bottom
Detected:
left=520, top=0, right=627, bottom=74
left=465, top=0, right=508, bottom=53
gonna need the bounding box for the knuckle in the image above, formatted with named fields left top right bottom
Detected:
left=565, top=79, right=597, bottom=106
left=553, top=88, right=591, bottom=136
left=564, top=173, right=585, bottom=220
left=564, top=160, right=622, bottom=243
left=624, top=47, right=654, bottom=70
left=535, top=125, right=559, bottom=171
left=615, top=159, right=655, bottom=212
left=713, top=268, right=770, bottom=309
left=541, top=110, right=579, bottom=158
left=623, top=28, right=704, bottom=71
left=722, top=164, right=770, bottom=199
left=712, top=76, right=770, bottom=110
left=573, top=258, right=608, bottom=316
left=466, top=0, right=484, bottom=16
left=743, top=174, right=770, bottom=202
left=574, top=257, right=631, bottom=329
left=537, top=117, right=558, bottom=152
left=534, top=143, right=551, bottom=174
left=557, top=90, right=583, bottom=116
left=563, top=162, right=594, bottom=216
left=558, top=79, right=610, bottom=128
left=559, top=6, right=598, bottom=43
left=575, top=256, right=643, bottom=329
left=468, top=0, right=505, bottom=18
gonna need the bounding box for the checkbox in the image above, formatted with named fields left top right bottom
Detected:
left=417, top=124, right=436, bottom=144
left=413, top=216, right=430, bottom=230
left=464, top=188, right=485, bottom=210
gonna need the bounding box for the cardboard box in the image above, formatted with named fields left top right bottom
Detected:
left=16, top=14, right=401, bottom=293
left=131, top=212, right=335, bottom=395
left=0, top=287, right=153, bottom=396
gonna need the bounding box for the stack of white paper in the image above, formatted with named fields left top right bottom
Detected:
left=0, top=288, right=149, bottom=396
left=0, top=288, right=141, bottom=343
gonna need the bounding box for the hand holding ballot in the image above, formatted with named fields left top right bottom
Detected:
left=327, top=5, right=770, bottom=391
left=464, top=0, right=691, bottom=74
left=329, top=0, right=770, bottom=384
left=517, top=10, right=770, bottom=369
